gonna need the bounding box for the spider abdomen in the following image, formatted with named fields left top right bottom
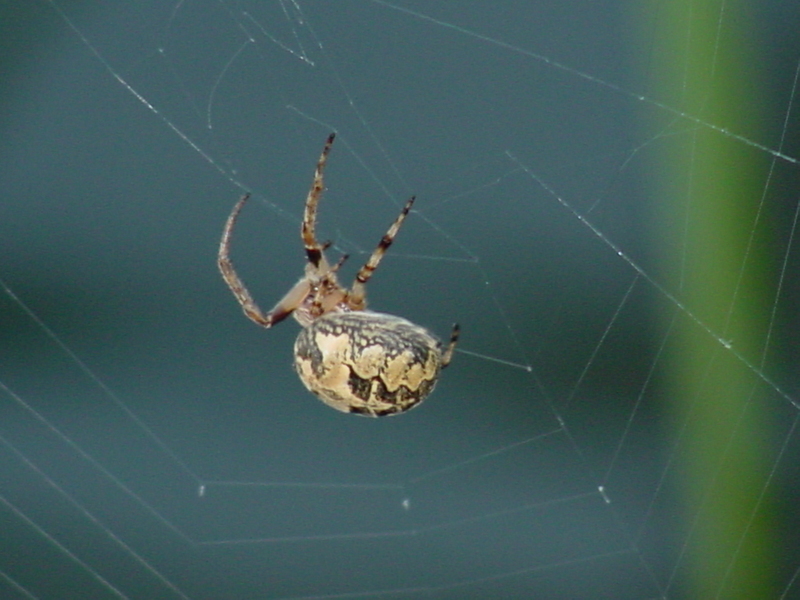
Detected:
left=294, top=311, right=444, bottom=417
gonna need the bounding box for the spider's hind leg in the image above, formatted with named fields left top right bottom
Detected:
left=441, top=323, right=460, bottom=368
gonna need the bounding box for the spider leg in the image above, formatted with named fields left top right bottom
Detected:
left=440, top=323, right=460, bottom=368
left=302, top=132, right=336, bottom=269
left=348, top=196, right=415, bottom=309
left=329, top=253, right=350, bottom=274
left=218, top=194, right=289, bottom=328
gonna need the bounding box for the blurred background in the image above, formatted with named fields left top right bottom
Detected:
left=1, top=1, right=799, bottom=598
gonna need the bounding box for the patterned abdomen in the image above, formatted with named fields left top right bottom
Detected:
left=294, top=311, right=444, bottom=417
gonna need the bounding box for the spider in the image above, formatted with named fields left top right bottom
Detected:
left=218, top=133, right=459, bottom=417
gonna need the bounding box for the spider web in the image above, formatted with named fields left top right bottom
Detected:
left=1, top=1, right=800, bottom=598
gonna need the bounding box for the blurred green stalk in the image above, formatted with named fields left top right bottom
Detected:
left=647, top=0, right=777, bottom=597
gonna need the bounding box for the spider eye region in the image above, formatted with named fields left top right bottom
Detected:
left=293, top=312, right=444, bottom=417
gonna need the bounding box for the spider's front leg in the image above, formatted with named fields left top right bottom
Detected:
left=302, top=132, right=336, bottom=269
left=218, top=194, right=297, bottom=328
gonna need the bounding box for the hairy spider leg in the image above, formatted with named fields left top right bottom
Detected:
left=218, top=194, right=312, bottom=328
left=218, top=194, right=275, bottom=327
left=347, top=196, right=415, bottom=310
left=441, top=323, right=460, bottom=368
left=302, top=132, right=336, bottom=270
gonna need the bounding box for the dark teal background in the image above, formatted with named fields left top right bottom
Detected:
left=1, top=2, right=799, bottom=598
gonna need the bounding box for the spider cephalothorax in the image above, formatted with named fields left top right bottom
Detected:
left=218, top=133, right=458, bottom=416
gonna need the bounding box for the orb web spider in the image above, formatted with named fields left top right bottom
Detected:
left=218, top=133, right=458, bottom=416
